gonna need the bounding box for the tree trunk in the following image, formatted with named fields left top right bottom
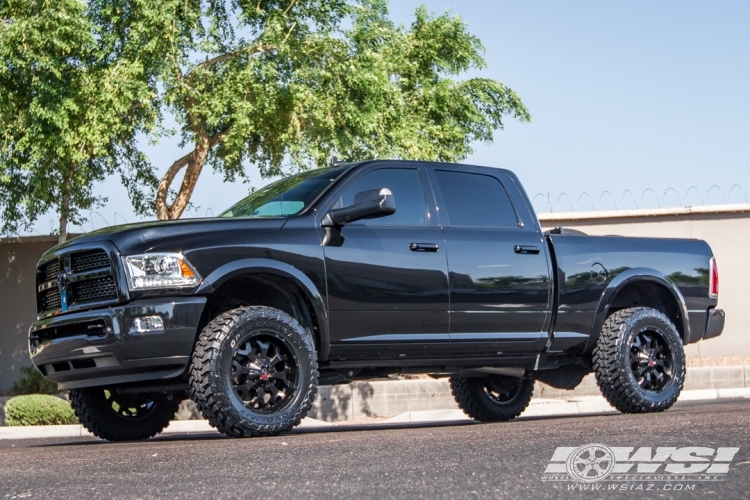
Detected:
left=58, top=190, right=70, bottom=244
left=155, top=130, right=229, bottom=220
left=155, top=140, right=209, bottom=220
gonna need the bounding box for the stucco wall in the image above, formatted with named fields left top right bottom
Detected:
left=538, top=204, right=750, bottom=358
left=0, top=238, right=57, bottom=392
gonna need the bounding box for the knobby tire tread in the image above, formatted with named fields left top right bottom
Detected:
left=449, top=376, right=534, bottom=422
left=593, top=307, right=685, bottom=413
left=69, top=389, right=180, bottom=441
left=188, top=306, right=318, bottom=438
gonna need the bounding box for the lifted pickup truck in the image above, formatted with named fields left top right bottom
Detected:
left=29, top=160, right=725, bottom=440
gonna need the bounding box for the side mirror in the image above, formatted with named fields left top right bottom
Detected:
left=322, top=188, right=396, bottom=227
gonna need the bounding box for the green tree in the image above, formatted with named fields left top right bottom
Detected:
left=91, top=0, right=530, bottom=220
left=0, top=0, right=158, bottom=241
left=1, top=1, right=531, bottom=230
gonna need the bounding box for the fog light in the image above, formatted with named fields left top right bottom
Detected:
left=131, top=315, right=165, bottom=334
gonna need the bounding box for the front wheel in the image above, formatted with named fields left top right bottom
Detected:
left=593, top=307, right=686, bottom=413
left=69, top=388, right=180, bottom=441
left=189, top=306, right=318, bottom=438
left=450, top=375, right=534, bottom=422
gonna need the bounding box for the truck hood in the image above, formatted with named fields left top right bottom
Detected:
left=44, top=217, right=288, bottom=258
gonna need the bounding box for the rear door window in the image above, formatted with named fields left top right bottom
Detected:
left=433, top=170, right=519, bottom=228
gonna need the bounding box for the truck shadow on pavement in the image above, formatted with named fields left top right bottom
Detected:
left=25, top=411, right=620, bottom=448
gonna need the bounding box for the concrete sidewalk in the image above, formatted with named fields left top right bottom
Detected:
left=2, top=387, right=749, bottom=441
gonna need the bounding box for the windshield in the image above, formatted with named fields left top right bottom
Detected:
left=219, top=166, right=350, bottom=218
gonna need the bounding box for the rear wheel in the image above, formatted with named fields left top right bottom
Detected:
left=69, top=387, right=180, bottom=441
left=593, top=307, right=685, bottom=413
left=450, top=375, right=534, bottom=422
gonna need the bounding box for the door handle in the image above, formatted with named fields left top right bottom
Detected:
left=410, top=243, right=439, bottom=252
left=514, top=245, right=540, bottom=254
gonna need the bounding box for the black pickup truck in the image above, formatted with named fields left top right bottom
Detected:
left=29, top=160, right=725, bottom=441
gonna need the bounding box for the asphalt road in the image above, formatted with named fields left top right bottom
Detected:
left=1, top=398, right=749, bottom=499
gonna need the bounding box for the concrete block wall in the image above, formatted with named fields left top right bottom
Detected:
left=309, top=379, right=456, bottom=422
left=533, top=366, right=750, bottom=398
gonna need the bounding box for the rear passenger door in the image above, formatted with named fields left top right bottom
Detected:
left=427, top=165, right=553, bottom=355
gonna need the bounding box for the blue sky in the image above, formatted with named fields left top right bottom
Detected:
left=30, top=1, right=750, bottom=234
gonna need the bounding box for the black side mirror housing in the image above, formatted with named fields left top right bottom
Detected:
left=322, top=188, right=396, bottom=227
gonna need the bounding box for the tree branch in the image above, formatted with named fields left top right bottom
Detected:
left=209, top=127, right=231, bottom=147
left=284, top=0, right=298, bottom=16
left=155, top=151, right=193, bottom=220
left=193, top=44, right=269, bottom=72
left=155, top=127, right=231, bottom=220
left=283, top=21, right=297, bottom=43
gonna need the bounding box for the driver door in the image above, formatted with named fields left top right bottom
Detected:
left=320, top=164, right=450, bottom=361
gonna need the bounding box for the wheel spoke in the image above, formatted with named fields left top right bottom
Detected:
left=271, top=371, right=289, bottom=385
left=269, top=352, right=288, bottom=365
left=230, top=333, right=298, bottom=413
left=266, top=383, right=280, bottom=401
left=259, top=386, right=270, bottom=408
left=256, top=340, right=270, bottom=358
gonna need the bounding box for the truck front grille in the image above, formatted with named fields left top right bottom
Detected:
left=37, top=248, right=120, bottom=315
left=40, top=287, right=62, bottom=311
left=71, top=276, right=118, bottom=304
left=40, top=259, right=60, bottom=283
left=70, top=250, right=110, bottom=273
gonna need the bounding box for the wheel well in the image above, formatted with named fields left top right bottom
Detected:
left=607, top=281, right=685, bottom=340
left=198, top=273, right=321, bottom=352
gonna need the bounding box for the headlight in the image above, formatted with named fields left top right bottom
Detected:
left=123, top=253, right=202, bottom=290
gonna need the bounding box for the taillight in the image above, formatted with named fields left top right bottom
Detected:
left=709, top=257, right=719, bottom=299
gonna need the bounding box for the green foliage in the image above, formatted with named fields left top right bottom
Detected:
left=10, top=366, right=59, bottom=395
left=0, top=0, right=531, bottom=226
left=5, top=394, right=78, bottom=426
left=90, top=0, right=531, bottom=219
left=0, top=0, right=159, bottom=237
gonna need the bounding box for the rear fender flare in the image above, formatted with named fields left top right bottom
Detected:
left=196, top=258, right=330, bottom=360
left=585, top=268, right=690, bottom=352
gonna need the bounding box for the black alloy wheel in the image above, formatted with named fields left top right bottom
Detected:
left=450, top=374, right=534, bottom=422
left=69, top=387, right=181, bottom=441
left=189, top=306, right=318, bottom=438
left=629, top=329, right=673, bottom=392
left=594, top=307, right=685, bottom=413
left=483, top=376, right=524, bottom=404
left=105, top=390, right=160, bottom=419
left=231, top=335, right=298, bottom=413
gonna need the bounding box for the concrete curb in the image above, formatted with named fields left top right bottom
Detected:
left=2, top=388, right=748, bottom=440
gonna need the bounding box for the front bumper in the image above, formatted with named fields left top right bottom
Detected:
left=29, top=297, right=206, bottom=390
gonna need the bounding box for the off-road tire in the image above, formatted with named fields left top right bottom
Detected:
left=69, top=388, right=180, bottom=441
left=450, top=375, right=534, bottom=422
left=593, top=307, right=686, bottom=413
left=189, top=306, right=318, bottom=438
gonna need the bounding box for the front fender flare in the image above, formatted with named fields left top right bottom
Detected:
left=195, top=258, right=330, bottom=360
left=585, top=267, right=690, bottom=352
